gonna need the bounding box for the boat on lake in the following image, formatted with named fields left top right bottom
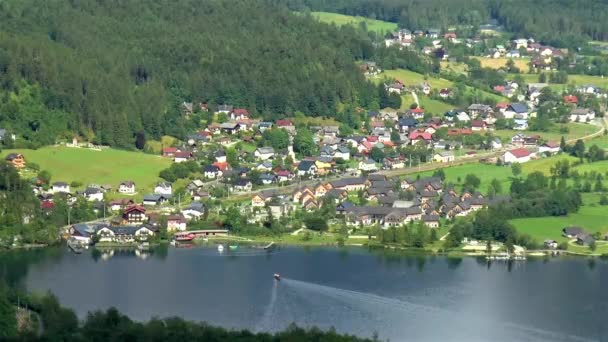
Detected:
left=174, top=232, right=195, bottom=242
left=217, top=244, right=224, bottom=252
left=273, top=273, right=281, bottom=281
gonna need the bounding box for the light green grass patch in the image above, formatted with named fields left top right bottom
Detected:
left=493, top=123, right=598, bottom=143
left=311, top=12, right=397, bottom=34
left=1, top=146, right=171, bottom=195
left=510, top=193, right=608, bottom=243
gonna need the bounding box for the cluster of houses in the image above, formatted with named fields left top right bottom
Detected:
left=249, top=173, right=500, bottom=230
left=560, top=226, right=603, bottom=248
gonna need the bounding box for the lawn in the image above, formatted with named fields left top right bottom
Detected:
left=586, top=134, right=608, bottom=149
left=510, top=193, right=608, bottom=244
left=400, top=93, right=453, bottom=114
left=378, top=69, right=507, bottom=103
left=493, top=123, right=599, bottom=144
left=311, top=12, right=397, bottom=34
left=473, top=57, right=531, bottom=73
left=510, top=73, right=608, bottom=89
left=1, top=146, right=171, bottom=195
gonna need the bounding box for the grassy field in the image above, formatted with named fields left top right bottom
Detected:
left=510, top=193, right=608, bottom=244
left=401, top=93, right=453, bottom=114
left=511, top=73, right=608, bottom=89
left=1, top=146, right=171, bottom=195
left=473, top=57, right=531, bottom=73
left=311, top=12, right=397, bottom=34
left=492, top=123, right=599, bottom=143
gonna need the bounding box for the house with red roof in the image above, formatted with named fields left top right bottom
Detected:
left=230, top=108, right=249, bottom=120
left=503, top=148, right=533, bottom=164
left=563, top=95, right=578, bottom=105
left=471, top=120, right=488, bottom=131
left=409, top=131, right=432, bottom=145
left=408, top=107, right=425, bottom=119
left=162, top=147, right=179, bottom=157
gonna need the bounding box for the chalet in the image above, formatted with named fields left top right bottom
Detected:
left=276, top=119, right=295, bottom=133
left=257, top=160, right=273, bottom=172
left=182, top=202, right=205, bottom=220
left=427, top=29, right=440, bottom=39
left=119, top=181, right=136, bottom=194
left=491, top=138, right=503, bottom=149
left=506, top=50, right=520, bottom=58
left=359, top=159, right=378, bottom=172
left=409, top=131, right=432, bottom=145
left=422, top=215, right=440, bottom=228
left=220, top=122, right=240, bottom=135
left=334, top=146, right=351, bottom=161
left=52, top=182, right=70, bottom=194
left=562, top=226, right=585, bottom=238
left=173, top=151, right=192, bottom=163
left=577, top=234, right=595, bottom=247
left=167, top=215, right=187, bottom=232
left=96, top=225, right=156, bottom=243
left=433, top=151, right=455, bottom=163
left=504, top=103, right=529, bottom=119
left=503, top=148, right=532, bottom=164
left=154, top=182, right=172, bottom=195
left=258, top=122, right=273, bottom=132
left=513, top=38, right=528, bottom=49
left=232, top=179, right=252, bottom=192
left=471, top=120, right=488, bottom=131
left=511, top=133, right=526, bottom=146
left=456, top=112, right=470, bottom=122
left=439, top=88, right=451, bottom=98
left=397, top=117, right=418, bottom=133
left=297, top=160, right=317, bottom=176
left=251, top=191, right=274, bottom=207
left=230, top=108, right=249, bottom=120
left=122, top=205, right=147, bottom=224
left=408, top=107, right=425, bottom=120
left=260, top=173, right=276, bottom=185
left=84, top=187, right=104, bottom=202
left=5, top=153, right=25, bottom=168
left=162, top=147, right=181, bottom=157
left=203, top=164, right=221, bottom=179
left=569, top=108, right=595, bottom=123
left=69, top=223, right=96, bottom=245
left=386, top=80, right=405, bottom=94
left=143, top=194, right=170, bottom=206
left=539, top=142, right=560, bottom=155
left=254, top=147, right=275, bottom=160
left=468, top=104, right=492, bottom=118
left=109, top=198, right=135, bottom=211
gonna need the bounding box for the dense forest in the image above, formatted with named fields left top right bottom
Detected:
left=0, top=0, right=377, bottom=148
left=278, top=0, right=608, bottom=46
left=0, top=287, right=375, bottom=341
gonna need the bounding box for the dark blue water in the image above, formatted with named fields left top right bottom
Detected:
left=3, top=246, right=607, bottom=341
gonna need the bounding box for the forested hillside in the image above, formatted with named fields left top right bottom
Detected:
left=279, top=0, right=608, bottom=45
left=0, top=0, right=375, bottom=148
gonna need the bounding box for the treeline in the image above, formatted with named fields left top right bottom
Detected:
left=0, top=0, right=377, bottom=148
left=0, top=288, right=375, bottom=341
left=278, top=0, right=608, bottom=46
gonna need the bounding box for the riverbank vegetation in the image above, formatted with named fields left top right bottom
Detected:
left=0, top=286, right=376, bottom=341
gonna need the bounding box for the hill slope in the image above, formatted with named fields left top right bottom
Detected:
left=0, top=0, right=376, bottom=147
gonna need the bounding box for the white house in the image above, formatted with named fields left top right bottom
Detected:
left=539, top=142, right=560, bottom=155
left=456, top=112, right=470, bottom=122
left=118, top=181, right=136, bottom=194
left=182, top=202, right=205, bottom=220
left=52, top=182, right=70, bottom=194
left=334, top=146, right=351, bottom=161
left=167, top=215, right=187, bottom=232
left=491, top=138, right=503, bottom=150
left=297, top=160, right=317, bottom=176
left=84, top=187, right=104, bottom=202
left=433, top=151, right=455, bottom=163
left=154, top=182, right=173, bottom=195
left=503, top=148, right=532, bottom=164
left=358, top=159, right=378, bottom=172
left=203, top=165, right=221, bottom=179
left=254, top=147, right=276, bottom=161
left=569, top=108, right=596, bottom=123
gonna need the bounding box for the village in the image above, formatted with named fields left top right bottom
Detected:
left=1, top=24, right=607, bottom=254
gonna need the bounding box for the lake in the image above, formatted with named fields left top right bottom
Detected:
left=2, top=245, right=607, bottom=341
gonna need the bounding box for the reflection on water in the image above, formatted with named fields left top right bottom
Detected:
left=1, top=246, right=607, bottom=341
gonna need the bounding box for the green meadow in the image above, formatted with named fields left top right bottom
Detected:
left=1, top=146, right=171, bottom=195
left=311, top=12, right=397, bottom=34
left=492, top=123, right=599, bottom=143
